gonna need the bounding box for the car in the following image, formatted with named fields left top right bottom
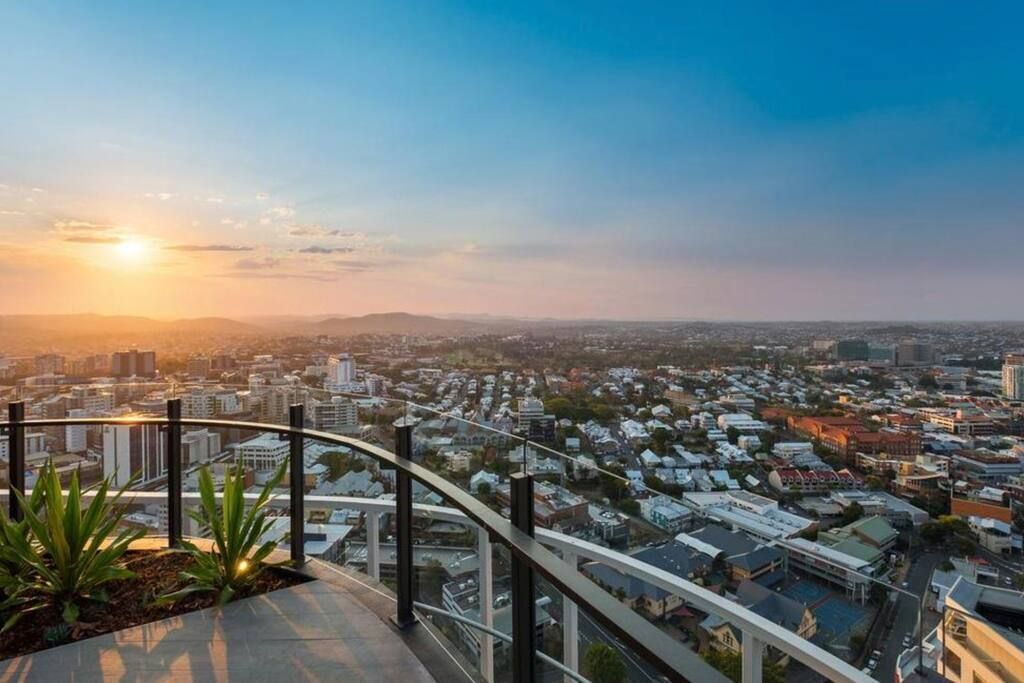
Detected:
left=1005, top=577, right=1014, bottom=586
left=868, top=659, right=878, bottom=671
left=901, top=581, right=909, bottom=588
left=902, top=635, right=912, bottom=648
left=872, top=649, right=883, bottom=659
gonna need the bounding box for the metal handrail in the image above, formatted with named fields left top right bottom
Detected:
left=1, top=413, right=722, bottom=683
left=0, top=488, right=877, bottom=682
left=412, top=601, right=590, bottom=683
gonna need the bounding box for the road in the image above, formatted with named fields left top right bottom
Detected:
left=577, top=609, right=663, bottom=682
left=975, top=546, right=1024, bottom=585
left=873, top=551, right=944, bottom=681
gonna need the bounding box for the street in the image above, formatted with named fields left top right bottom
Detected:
left=578, top=609, right=664, bottom=682
left=873, top=551, right=945, bottom=681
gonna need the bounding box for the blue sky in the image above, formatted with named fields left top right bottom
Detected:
left=1, top=2, right=1022, bottom=319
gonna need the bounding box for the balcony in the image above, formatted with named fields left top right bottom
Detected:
left=0, top=401, right=874, bottom=683
left=0, top=539, right=444, bottom=682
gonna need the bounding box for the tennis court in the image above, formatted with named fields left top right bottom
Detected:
left=813, top=596, right=870, bottom=639
left=782, top=579, right=829, bottom=606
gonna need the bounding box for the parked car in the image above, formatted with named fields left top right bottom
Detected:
left=868, top=659, right=878, bottom=671
left=902, top=634, right=912, bottom=648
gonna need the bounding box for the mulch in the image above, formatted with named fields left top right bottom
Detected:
left=0, top=550, right=307, bottom=660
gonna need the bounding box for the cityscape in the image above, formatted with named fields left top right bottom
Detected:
left=2, top=2, right=1024, bottom=683
left=0, top=315, right=1022, bottom=682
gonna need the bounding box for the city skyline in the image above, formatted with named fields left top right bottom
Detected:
left=2, top=3, right=1023, bottom=320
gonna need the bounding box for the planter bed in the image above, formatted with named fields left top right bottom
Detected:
left=0, top=549, right=307, bottom=660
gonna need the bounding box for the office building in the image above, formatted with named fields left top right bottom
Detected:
left=834, top=339, right=870, bottom=361
left=102, top=423, right=166, bottom=487
left=65, top=408, right=88, bottom=453
left=309, top=396, right=359, bottom=434
left=897, top=342, right=938, bottom=366
left=34, top=353, right=66, bottom=376
left=232, top=433, right=292, bottom=471
left=186, top=356, right=212, bottom=378
left=111, top=350, right=157, bottom=378
left=181, top=429, right=222, bottom=466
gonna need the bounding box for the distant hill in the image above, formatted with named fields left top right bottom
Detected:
left=0, top=314, right=262, bottom=351
left=309, top=312, right=487, bottom=336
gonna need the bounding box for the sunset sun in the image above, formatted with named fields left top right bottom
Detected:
left=115, top=239, right=147, bottom=261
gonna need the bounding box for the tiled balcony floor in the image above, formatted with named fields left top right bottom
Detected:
left=0, top=574, right=437, bottom=682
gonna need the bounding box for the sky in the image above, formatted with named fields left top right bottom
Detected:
left=1, top=2, right=1022, bottom=321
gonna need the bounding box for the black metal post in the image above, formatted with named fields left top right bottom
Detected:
left=7, top=401, right=25, bottom=521
left=510, top=471, right=536, bottom=683
left=289, top=404, right=305, bottom=565
left=166, top=399, right=182, bottom=547
left=392, top=423, right=416, bottom=629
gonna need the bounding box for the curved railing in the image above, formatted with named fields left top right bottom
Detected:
left=0, top=405, right=874, bottom=683
left=2, top=407, right=715, bottom=683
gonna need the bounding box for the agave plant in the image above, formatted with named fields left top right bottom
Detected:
left=0, top=484, right=47, bottom=630
left=4, top=463, right=144, bottom=624
left=156, top=461, right=287, bottom=606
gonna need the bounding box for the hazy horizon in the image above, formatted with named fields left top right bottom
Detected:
left=2, top=3, right=1023, bottom=320
left=3, top=310, right=1024, bottom=326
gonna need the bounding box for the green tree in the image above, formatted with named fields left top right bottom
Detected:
left=865, top=475, right=886, bottom=491
left=703, top=649, right=785, bottom=683
left=726, top=427, right=741, bottom=445
left=582, top=643, right=627, bottom=683
left=841, top=502, right=864, bottom=526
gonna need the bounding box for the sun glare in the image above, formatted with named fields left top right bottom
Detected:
left=115, top=239, right=147, bottom=260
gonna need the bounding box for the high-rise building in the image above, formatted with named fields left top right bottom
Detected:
left=1003, top=352, right=1024, bottom=400
left=181, top=429, right=221, bottom=466
left=896, top=341, right=937, bottom=366
left=102, top=423, right=166, bottom=487
left=868, top=344, right=897, bottom=365
left=834, top=339, right=870, bottom=362
left=34, top=353, right=66, bottom=376
left=65, top=408, right=88, bottom=453
left=517, top=397, right=545, bottom=431
left=309, top=396, right=359, bottom=434
left=186, top=356, right=212, bottom=378
left=111, top=350, right=157, bottom=378
left=326, top=354, right=356, bottom=390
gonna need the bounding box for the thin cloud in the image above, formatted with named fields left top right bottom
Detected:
left=63, top=235, right=122, bottom=244
left=333, top=260, right=376, bottom=272
left=234, top=256, right=282, bottom=270
left=287, top=224, right=367, bottom=240
left=54, top=220, right=116, bottom=231
left=297, top=245, right=355, bottom=254
left=215, top=271, right=336, bottom=282
left=165, top=244, right=254, bottom=252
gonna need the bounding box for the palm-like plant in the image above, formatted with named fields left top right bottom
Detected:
left=3, top=463, right=144, bottom=624
left=157, top=462, right=287, bottom=606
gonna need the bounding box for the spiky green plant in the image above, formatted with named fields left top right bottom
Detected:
left=156, top=461, right=287, bottom=606
left=0, top=484, right=47, bottom=630
left=3, top=463, right=144, bottom=624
